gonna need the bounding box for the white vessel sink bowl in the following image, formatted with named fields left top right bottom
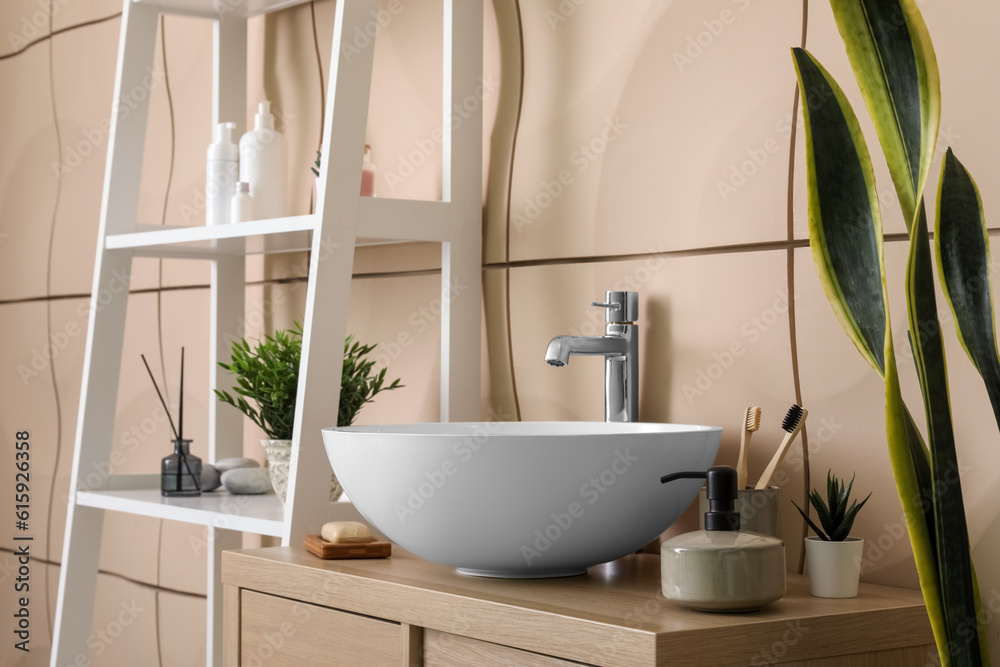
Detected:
left=322, top=421, right=721, bottom=578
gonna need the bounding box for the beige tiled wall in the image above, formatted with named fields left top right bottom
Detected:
left=2, top=1, right=999, bottom=665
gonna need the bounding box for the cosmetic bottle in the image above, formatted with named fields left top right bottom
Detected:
left=239, top=101, right=288, bottom=220
left=206, top=122, right=238, bottom=226
left=231, top=181, right=254, bottom=223
left=659, top=465, right=786, bottom=612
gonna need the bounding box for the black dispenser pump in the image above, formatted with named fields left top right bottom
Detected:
left=660, top=465, right=740, bottom=531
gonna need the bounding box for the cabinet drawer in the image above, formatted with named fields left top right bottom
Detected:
left=424, top=630, right=590, bottom=667
left=240, top=590, right=402, bottom=666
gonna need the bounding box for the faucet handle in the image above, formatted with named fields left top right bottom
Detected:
left=592, top=291, right=638, bottom=323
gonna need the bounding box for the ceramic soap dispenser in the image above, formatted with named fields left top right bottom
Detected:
left=659, top=465, right=785, bottom=612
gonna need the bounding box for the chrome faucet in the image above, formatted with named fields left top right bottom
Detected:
left=545, top=291, right=639, bottom=422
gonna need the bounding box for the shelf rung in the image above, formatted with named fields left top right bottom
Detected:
left=358, top=198, right=454, bottom=243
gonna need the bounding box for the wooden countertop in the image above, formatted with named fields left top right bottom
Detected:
left=223, top=547, right=934, bottom=666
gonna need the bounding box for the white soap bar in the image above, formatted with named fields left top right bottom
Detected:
left=321, top=521, right=374, bottom=544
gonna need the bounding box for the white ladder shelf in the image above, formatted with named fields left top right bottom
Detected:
left=50, top=0, right=483, bottom=665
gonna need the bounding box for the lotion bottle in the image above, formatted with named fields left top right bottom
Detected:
left=659, top=465, right=786, bottom=612
left=206, top=122, right=238, bottom=226
left=239, top=101, right=288, bottom=220
left=231, top=182, right=254, bottom=223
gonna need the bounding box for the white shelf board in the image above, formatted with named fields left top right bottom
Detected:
left=77, top=487, right=287, bottom=536
left=106, top=199, right=453, bottom=259
left=106, top=215, right=316, bottom=258
left=133, top=0, right=312, bottom=19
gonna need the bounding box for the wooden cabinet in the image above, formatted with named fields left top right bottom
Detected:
left=222, top=547, right=936, bottom=666
left=240, top=591, right=402, bottom=666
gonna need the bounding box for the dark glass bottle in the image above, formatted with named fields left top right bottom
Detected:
left=161, top=439, right=202, bottom=497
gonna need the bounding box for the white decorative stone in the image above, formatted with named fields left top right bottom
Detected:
left=221, top=468, right=272, bottom=495
left=199, top=463, right=222, bottom=492
left=214, top=457, right=260, bottom=474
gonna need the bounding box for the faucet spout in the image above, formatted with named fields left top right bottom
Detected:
left=544, top=291, right=640, bottom=422
left=545, top=335, right=628, bottom=367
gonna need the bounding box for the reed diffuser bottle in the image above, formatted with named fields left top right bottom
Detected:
left=142, top=348, right=202, bottom=497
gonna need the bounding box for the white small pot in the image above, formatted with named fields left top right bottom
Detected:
left=804, top=536, right=864, bottom=598
left=261, top=439, right=343, bottom=507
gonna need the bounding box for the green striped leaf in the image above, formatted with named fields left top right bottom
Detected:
left=936, top=149, right=1000, bottom=432
left=792, top=46, right=947, bottom=660
left=828, top=0, right=940, bottom=227
left=906, top=204, right=983, bottom=666
left=829, top=2, right=987, bottom=662
left=792, top=48, right=887, bottom=375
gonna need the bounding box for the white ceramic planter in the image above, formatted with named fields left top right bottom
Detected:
left=261, top=439, right=342, bottom=506
left=805, top=536, right=864, bottom=598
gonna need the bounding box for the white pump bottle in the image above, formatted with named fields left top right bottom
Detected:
left=206, top=122, right=238, bottom=225
left=239, top=101, right=288, bottom=221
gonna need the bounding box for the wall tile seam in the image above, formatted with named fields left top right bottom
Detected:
left=0, top=546, right=207, bottom=599
left=0, top=11, right=122, bottom=63
left=1, top=228, right=986, bottom=307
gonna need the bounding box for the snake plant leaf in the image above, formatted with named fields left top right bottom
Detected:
left=828, top=0, right=940, bottom=228
left=936, top=149, right=1000, bottom=433
left=792, top=46, right=947, bottom=659
left=791, top=499, right=830, bottom=541
left=810, top=488, right=838, bottom=538
left=907, top=206, right=984, bottom=666
left=829, top=492, right=871, bottom=542
left=792, top=48, right=887, bottom=375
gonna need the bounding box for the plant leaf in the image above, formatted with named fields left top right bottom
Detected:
left=793, top=44, right=947, bottom=660
left=792, top=499, right=829, bottom=541
left=810, top=489, right=837, bottom=538
left=830, top=492, right=870, bottom=541
left=792, top=47, right=888, bottom=375
left=828, top=0, right=940, bottom=228
left=936, top=149, right=1000, bottom=434
left=907, top=203, right=984, bottom=666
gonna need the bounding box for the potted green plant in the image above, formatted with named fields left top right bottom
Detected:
left=792, top=471, right=870, bottom=598
left=215, top=322, right=401, bottom=505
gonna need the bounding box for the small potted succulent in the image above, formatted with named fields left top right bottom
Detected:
left=215, top=322, right=401, bottom=505
left=792, top=470, right=870, bottom=598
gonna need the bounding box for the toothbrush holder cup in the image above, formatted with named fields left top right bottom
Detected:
left=699, top=486, right=781, bottom=538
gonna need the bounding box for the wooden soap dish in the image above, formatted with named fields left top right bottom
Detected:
left=304, top=534, right=392, bottom=560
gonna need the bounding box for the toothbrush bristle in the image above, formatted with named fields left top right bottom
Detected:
left=746, top=406, right=762, bottom=431
left=782, top=404, right=804, bottom=432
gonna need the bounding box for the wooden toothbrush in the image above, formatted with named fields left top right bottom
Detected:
left=755, top=404, right=808, bottom=490
left=736, top=406, right=761, bottom=489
